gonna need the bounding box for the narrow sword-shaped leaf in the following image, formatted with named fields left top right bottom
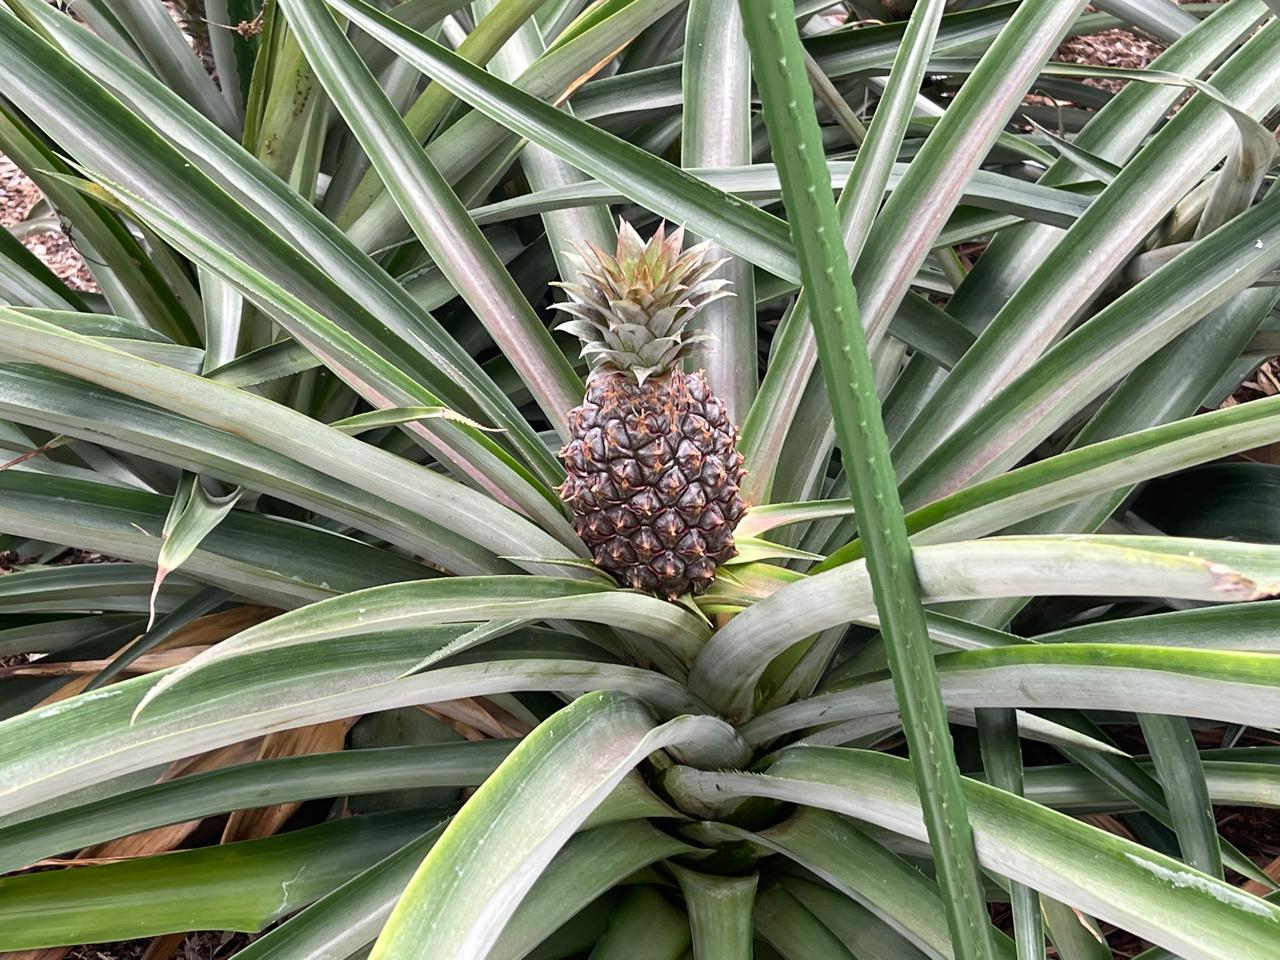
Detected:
left=347, top=0, right=689, bottom=252
left=227, top=823, right=449, bottom=960
left=685, top=807, right=1015, bottom=960
left=147, top=474, right=241, bottom=627
left=736, top=5, right=994, bottom=960
left=696, top=535, right=1280, bottom=719
left=753, top=884, right=857, bottom=960
left=855, top=0, right=1087, bottom=351
left=369, top=692, right=746, bottom=959
left=472, top=0, right=617, bottom=291
left=488, top=820, right=696, bottom=960
left=0, top=310, right=578, bottom=571
left=136, top=575, right=711, bottom=717
left=679, top=749, right=1280, bottom=960
left=0, top=742, right=514, bottom=873
left=745, top=0, right=941, bottom=500
left=1091, top=0, right=1200, bottom=41
left=0, top=363, right=513, bottom=573
left=336, top=0, right=552, bottom=225
left=1, top=0, right=563, bottom=487
left=821, top=391, right=1280, bottom=569
left=280, top=0, right=583, bottom=434
left=0, top=808, right=443, bottom=949
left=0, top=631, right=704, bottom=820
left=743, top=644, right=1280, bottom=745
left=976, top=709, right=1044, bottom=960
left=0, top=103, right=197, bottom=342
left=899, top=186, right=1280, bottom=506
left=323, top=0, right=799, bottom=282
left=681, top=0, right=756, bottom=421
left=1138, top=714, right=1224, bottom=877
left=105, top=0, right=239, bottom=134
left=61, top=170, right=571, bottom=532
left=0, top=472, right=429, bottom=609
left=782, top=876, right=934, bottom=960
left=893, top=17, right=1280, bottom=480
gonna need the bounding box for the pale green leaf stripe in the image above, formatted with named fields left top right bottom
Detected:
left=323, top=0, right=799, bottom=283
left=820, top=391, right=1280, bottom=569
left=0, top=472, right=428, bottom=610
left=467, top=164, right=1092, bottom=230
left=337, top=0, right=554, bottom=227
left=1039, top=600, right=1280, bottom=650
left=62, top=171, right=574, bottom=540
left=0, top=310, right=578, bottom=573
left=8, top=307, right=172, bottom=343
left=1, top=0, right=562, bottom=486
left=136, top=576, right=711, bottom=716
left=855, top=0, right=1087, bottom=350
left=692, top=536, right=1280, bottom=720
left=743, top=643, right=1280, bottom=745
left=681, top=0, right=756, bottom=420
left=0, top=364, right=511, bottom=575
left=0, top=632, right=705, bottom=820
left=330, top=406, right=500, bottom=436
left=237, top=818, right=687, bottom=960
left=0, top=615, right=140, bottom=660
left=0, top=742, right=511, bottom=874
left=203, top=338, right=319, bottom=388
left=0, top=809, right=440, bottom=950
left=736, top=500, right=857, bottom=539
left=1023, top=757, right=1280, bottom=814
left=900, top=185, right=1280, bottom=505
left=737, top=5, right=993, bottom=960
left=0, top=563, right=198, bottom=614
left=677, top=748, right=1280, bottom=960
left=371, top=693, right=745, bottom=959
left=893, top=17, right=1280, bottom=481
left=693, top=807, right=1016, bottom=960
left=280, top=0, right=582, bottom=433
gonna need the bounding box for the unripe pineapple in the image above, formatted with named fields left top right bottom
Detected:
left=554, top=221, right=748, bottom=600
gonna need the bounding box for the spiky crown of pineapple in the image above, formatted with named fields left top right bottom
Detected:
left=551, top=221, right=732, bottom=384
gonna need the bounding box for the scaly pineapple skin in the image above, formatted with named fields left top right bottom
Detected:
left=559, top=370, right=747, bottom=600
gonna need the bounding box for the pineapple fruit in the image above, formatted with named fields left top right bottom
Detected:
left=554, top=221, right=748, bottom=600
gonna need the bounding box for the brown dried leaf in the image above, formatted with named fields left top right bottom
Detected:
left=219, top=718, right=354, bottom=843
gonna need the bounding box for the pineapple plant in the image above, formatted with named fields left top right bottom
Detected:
left=554, top=221, right=747, bottom=599
left=3, top=0, right=1280, bottom=958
